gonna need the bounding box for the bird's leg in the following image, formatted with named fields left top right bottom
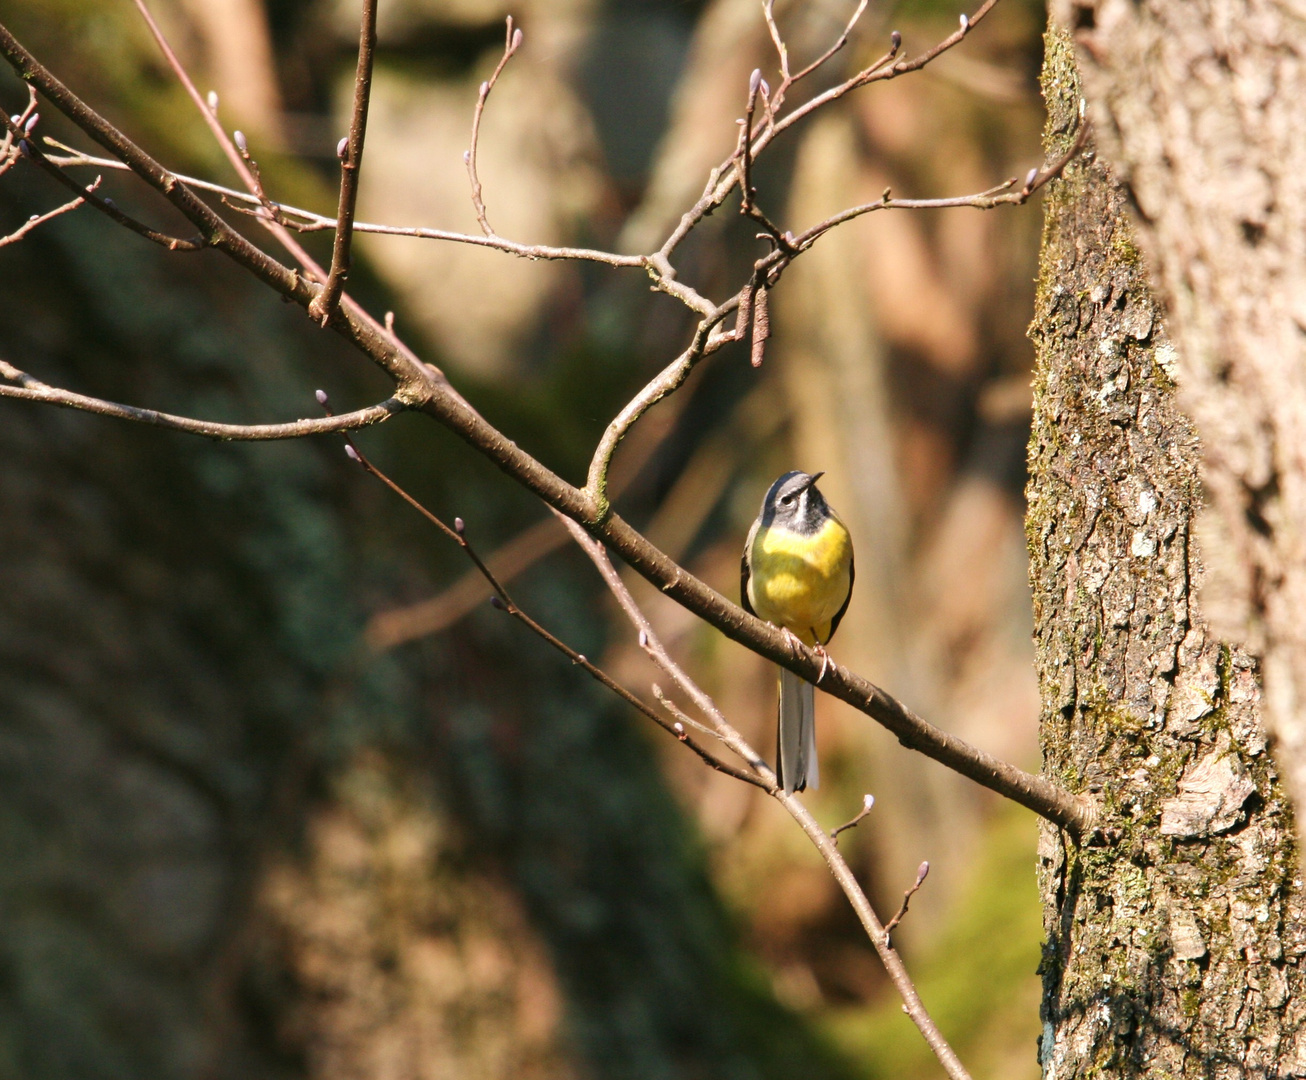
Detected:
left=780, top=626, right=806, bottom=660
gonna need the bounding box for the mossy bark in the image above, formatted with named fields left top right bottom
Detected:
left=1027, top=26, right=1306, bottom=1078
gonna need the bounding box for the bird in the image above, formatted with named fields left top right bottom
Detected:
left=741, top=471, right=854, bottom=794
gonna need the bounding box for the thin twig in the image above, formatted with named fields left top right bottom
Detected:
left=0, top=84, right=38, bottom=178
left=465, top=17, right=522, bottom=237
left=0, top=360, right=405, bottom=440
left=45, top=140, right=649, bottom=268
left=557, top=516, right=973, bottom=1080
left=0, top=178, right=95, bottom=247
left=736, top=69, right=793, bottom=253
left=884, top=861, right=931, bottom=935
left=3, top=116, right=204, bottom=250
left=331, top=422, right=766, bottom=789
left=585, top=320, right=718, bottom=514
left=780, top=0, right=870, bottom=106
left=365, top=367, right=696, bottom=650
left=652, top=685, right=719, bottom=739
left=831, top=794, right=875, bottom=844
left=308, top=0, right=377, bottom=326
left=130, top=0, right=325, bottom=280
left=793, top=120, right=1089, bottom=247
left=660, top=0, right=1002, bottom=265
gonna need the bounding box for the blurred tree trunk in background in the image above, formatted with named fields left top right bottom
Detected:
left=1028, top=27, right=1306, bottom=1076
left=1052, top=0, right=1306, bottom=858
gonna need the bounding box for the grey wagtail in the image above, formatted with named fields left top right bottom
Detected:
left=741, top=471, right=854, bottom=794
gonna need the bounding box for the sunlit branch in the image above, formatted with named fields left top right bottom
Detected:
left=465, top=16, right=523, bottom=237
left=333, top=423, right=766, bottom=789
left=0, top=177, right=96, bottom=247
left=308, top=0, right=377, bottom=325
left=44, top=139, right=648, bottom=267
left=0, top=361, right=406, bottom=440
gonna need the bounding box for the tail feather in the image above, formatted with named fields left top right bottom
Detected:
left=778, top=666, right=818, bottom=793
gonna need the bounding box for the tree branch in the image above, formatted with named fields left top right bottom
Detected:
left=333, top=429, right=766, bottom=789
left=0, top=361, right=406, bottom=440
left=465, top=17, right=522, bottom=237
left=0, top=178, right=95, bottom=247
left=43, top=141, right=651, bottom=266
left=307, top=0, right=377, bottom=326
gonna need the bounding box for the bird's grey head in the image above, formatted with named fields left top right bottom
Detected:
left=760, top=470, right=830, bottom=534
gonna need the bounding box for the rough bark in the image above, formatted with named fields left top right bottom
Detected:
left=1028, top=29, right=1306, bottom=1078
left=1053, top=0, right=1306, bottom=854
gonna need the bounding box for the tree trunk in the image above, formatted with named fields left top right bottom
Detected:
left=1052, top=0, right=1306, bottom=853
left=1028, top=28, right=1306, bottom=1077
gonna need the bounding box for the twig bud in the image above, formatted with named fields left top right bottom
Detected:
left=28, top=213, right=38, bottom=221
left=17, top=139, right=31, bottom=158
left=863, top=793, right=875, bottom=812
left=336, top=136, right=349, bottom=160
left=673, top=721, right=684, bottom=735
left=207, top=90, right=219, bottom=112
left=490, top=595, right=505, bottom=609
left=576, top=654, right=586, bottom=665
left=103, top=196, right=115, bottom=208
left=8, top=114, right=19, bottom=125
left=916, top=861, right=930, bottom=884
left=463, top=149, right=471, bottom=164
left=512, top=28, right=523, bottom=50
left=760, top=78, right=770, bottom=98
left=479, top=81, right=490, bottom=97
left=233, top=130, right=247, bottom=153
left=23, top=112, right=38, bottom=133
left=890, top=29, right=902, bottom=51
left=959, top=12, right=969, bottom=30
left=315, top=388, right=329, bottom=406
left=1024, top=166, right=1039, bottom=190
left=749, top=68, right=762, bottom=95
left=454, top=517, right=465, bottom=535
left=344, top=444, right=361, bottom=462
left=638, top=629, right=648, bottom=648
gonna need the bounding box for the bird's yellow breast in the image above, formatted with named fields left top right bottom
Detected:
left=748, top=516, right=852, bottom=645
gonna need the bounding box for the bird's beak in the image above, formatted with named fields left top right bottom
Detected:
left=802, top=471, right=825, bottom=491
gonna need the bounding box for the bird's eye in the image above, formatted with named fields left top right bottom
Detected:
left=779, top=494, right=794, bottom=506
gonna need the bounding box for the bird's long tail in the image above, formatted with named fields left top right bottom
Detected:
left=777, top=665, right=818, bottom=793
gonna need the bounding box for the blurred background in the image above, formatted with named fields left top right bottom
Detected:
left=0, top=0, right=1048, bottom=1076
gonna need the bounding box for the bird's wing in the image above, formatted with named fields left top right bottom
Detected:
left=827, top=546, right=854, bottom=643
left=740, top=518, right=758, bottom=617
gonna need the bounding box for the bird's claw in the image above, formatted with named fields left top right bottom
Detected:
left=812, top=642, right=833, bottom=684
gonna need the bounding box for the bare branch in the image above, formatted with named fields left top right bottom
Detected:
left=557, top=516, right=973, bottom=1080
left=3, top=116, right=204, bottom=250
left=884, top=861, right=931, bottom=936
left=335, top=433, right=766, bottom=788
left=307, top=0, right=378, bottom=326
left=0, top=178, right=96, bottom=247
left=45, top=139, right=649, bottom=267
left=585, top=322, right=718, bottom=513
left=792, top=120, right=1089, bottom=247
left=465, top=17, right=523, bottom=237
left=783, top=0, right=870, bottom=102
left=0, top=84, right=38, bottom=178
left=659, top=0, right=1003, bottom=265
left=831, top=793, right=875, bottom=844
left=0, top=361, right=405, bottom=440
